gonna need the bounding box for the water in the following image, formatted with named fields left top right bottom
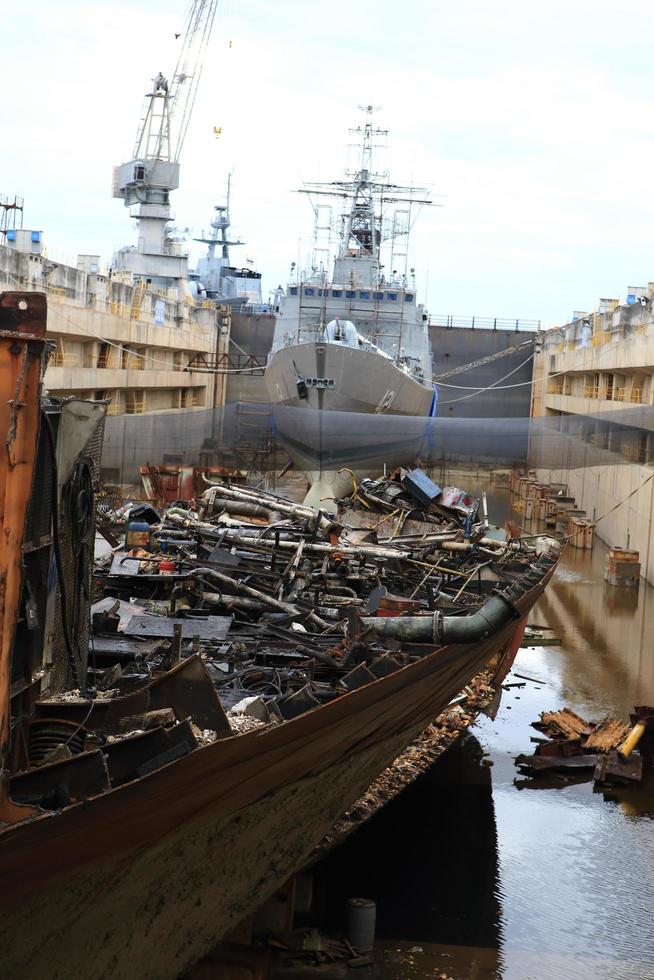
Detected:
left=311, top=487, right=654, bottom=979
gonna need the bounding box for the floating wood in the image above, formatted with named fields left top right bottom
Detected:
left=538, top=708, right=593, bottom=740
left=586, top=718, right=631, bottom=753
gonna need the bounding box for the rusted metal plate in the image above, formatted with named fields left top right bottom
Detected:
left=90, top=636, right=161, bottom=659
left=10, top=750, right=110, bottom=805
left=535, top=737, right=583, bottom=758
left=516, top=752, right=598, bottom=771
left=104, top=720, right=198, bottom=787
left=36, top=655, right=232, bottom=738
left=594, top=749, right=643, bottom=785
left=123, top=615, right=232, bottom=640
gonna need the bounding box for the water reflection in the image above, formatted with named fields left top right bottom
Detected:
left=312, top=733, right=502, bottom=976
left=313, top=483, right=654, bottom=979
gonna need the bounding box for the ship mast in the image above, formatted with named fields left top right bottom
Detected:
left=297, top=107, right=432, bottom=286
left=341, top=105, right=387, bottom=259
left=194, top=171, right=243, bottom=265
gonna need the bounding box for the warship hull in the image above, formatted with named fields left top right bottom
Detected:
left=266, top=342, right=433, bottom=415
left=0, top=569, right=553, bottom=980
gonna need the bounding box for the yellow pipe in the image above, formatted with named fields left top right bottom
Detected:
left=619, top=721, right=646, bottom=759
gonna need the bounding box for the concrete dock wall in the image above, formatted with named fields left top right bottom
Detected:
left=430, top=325, right=536, bottom=419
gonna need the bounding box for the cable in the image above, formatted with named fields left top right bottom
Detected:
left=564, top=469, right=654, bottom=542
left=434, top=336, right=623, bottom=392
left=438, top=353, right=535, bottom=405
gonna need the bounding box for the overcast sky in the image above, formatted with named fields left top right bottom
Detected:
left=3, top=0, right=654, bottom=325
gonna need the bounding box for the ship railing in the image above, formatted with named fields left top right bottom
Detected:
left=238, top=303, right=275, bottom=316
left=429, top=314, right=541, bottom=332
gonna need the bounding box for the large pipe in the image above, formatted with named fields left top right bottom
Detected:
left=201, top=481, right=337, bottom=534
left=359, top=593, right=517, bottom=645
left=206, top=499, right=274, bottom=520
left=167, top=515, right=412, bottom=562
left=189, top=566, right=329, bottom=631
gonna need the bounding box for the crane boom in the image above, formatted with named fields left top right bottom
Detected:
left=433, top=336, right=541, bottom=382
left=113, top=0, right=219, bottom=285
left=169, top=0, right=219, bottom=162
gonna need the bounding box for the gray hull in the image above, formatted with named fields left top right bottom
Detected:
left=266, top=342, right=432, bottom=414
left=265, top=343, right=434, bottom=497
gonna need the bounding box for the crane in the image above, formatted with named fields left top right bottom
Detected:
left=433, top=335, right=542, bottom=382
left=112, top=0, right=219, bottom=285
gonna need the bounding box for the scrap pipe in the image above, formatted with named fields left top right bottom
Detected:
left=214, top=529, right=412, bottom=562
left=190, top=567, right=329, bottom=631
left=206, top=499, right=275, bottom=520
left=201, top=481, right=337, bottom=534
left=200, top=592, right=267, bottom=612
left=168, top=516, right=412, bottom=561
left=359, top=593, right=517, bottom=645
left=439, top=538, right=512, bottom=552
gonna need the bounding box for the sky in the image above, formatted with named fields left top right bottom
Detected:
left=3, top=0, right=654, bottom=326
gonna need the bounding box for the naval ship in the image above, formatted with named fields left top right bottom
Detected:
left=191, top=173, right=265, bottom=308
left=265, top=108, right=436, bottom=502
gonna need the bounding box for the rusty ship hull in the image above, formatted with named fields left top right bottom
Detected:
left=0, top=581, right=551, bottom=980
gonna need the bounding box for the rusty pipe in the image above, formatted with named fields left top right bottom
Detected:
left=359, top=593, right=517, bottom=645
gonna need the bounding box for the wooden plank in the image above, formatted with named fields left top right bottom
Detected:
left=538, top=708, right=593, bottom=739
left=585, top=719, right=630, bottom=752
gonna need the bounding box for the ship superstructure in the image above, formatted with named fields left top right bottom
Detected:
left=265, top=108, right=436, bottom=497
left=192, top=173, right=264, bottom=306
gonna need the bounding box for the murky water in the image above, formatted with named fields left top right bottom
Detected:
left=312, top=486, right=654, bottom=980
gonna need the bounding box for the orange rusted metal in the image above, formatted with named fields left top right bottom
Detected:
left=0, top=292, right=46, bottom=823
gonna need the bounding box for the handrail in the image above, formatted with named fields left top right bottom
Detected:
left=429, top=314, right=541, bottom=332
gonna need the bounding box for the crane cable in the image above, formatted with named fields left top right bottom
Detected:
left=438, top=352, right=535, bottom=405
left=435, top=336, right=624, bottom=396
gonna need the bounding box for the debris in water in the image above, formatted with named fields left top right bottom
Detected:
left=518, top=706, right=651, bottom=788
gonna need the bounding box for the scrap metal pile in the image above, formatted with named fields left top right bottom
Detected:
left=91, top=468, right=556, bottom=721
left=516, top=705, right=654, bottom=788
left=14, top=469, right=557, bottom=811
